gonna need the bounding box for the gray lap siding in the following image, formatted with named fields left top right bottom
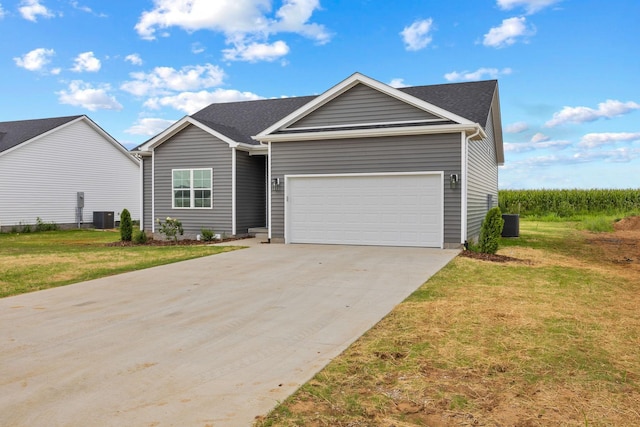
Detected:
left=289, top=83, right=440, bottom=128
left=236, top=151, right=266, bottom=233
left=466, top=110, right=499, bottom=241
left=142, top=157, right=152, bottom=230
left=271, top=133, right=462, bottom=245
left=152, top=125, right=232, bottom=238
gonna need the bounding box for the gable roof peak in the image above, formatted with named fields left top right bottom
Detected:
left=0, top=115, right=85, bottom=154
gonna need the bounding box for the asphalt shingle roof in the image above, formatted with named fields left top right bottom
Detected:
left=399, top=80, right=497, bottom=127
left=188, top=80, right=496, bottom=145
left=0, top=115, right=83, bottom=154
left=191, top=96, right=316, bottom=145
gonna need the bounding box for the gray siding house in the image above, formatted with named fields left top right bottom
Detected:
left=135, top=73, right=504, bottom=248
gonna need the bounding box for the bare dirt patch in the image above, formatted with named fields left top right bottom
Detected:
left=586, top=216, right=640, bottom=274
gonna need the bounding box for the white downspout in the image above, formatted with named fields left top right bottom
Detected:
left=151, top=151, right=155, bottom=233
left=463, top=127, right=482, bottom=244
left=267, top=141, right=272, bottom=241
left=139, top=155, right=144, bottom=231
left=231, top=147, right=237, bottom=236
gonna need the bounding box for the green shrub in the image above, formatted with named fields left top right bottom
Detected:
left=120, top=209, right=132, bottom=241
left=35, top=217, right=58, bottom=232
left=478, top=207, right=504, bottom=254
left=156, top=217, right=184, bottom=242
left=200, top=228, right=215, bottom=242
left=132, top=228, right=148, bottom=244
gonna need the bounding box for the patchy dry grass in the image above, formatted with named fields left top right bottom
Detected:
left=256, top=220, right=640, bottom=426
left=0, top=230, right=240, bottom=297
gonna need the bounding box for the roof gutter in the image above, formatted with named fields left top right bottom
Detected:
left=253, top=123, right=486, bottom=143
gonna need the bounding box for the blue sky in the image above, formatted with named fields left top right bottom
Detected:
left=1, top=0, right=639, bottom=189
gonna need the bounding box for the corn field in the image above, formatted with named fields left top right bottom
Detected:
left=499, top=189, right=640, bottom=218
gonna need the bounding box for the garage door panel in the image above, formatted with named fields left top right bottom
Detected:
left=286, top=173, right=443, bottom=247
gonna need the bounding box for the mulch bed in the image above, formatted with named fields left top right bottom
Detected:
left=458, top=250, right=522, bottom=263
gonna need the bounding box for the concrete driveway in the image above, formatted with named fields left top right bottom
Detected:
left=0, top=241, right=457, bottom=426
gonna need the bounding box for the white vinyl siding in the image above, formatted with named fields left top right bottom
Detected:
left=0, top=119, right=140, bottom=227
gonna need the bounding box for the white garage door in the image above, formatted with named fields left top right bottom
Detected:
left=286, top=173, right=443, bottom=247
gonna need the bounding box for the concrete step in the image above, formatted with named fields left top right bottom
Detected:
left=248, top=228, right=269, bottom=242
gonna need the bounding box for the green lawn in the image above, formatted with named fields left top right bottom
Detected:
left=0, top=229, right=240, bottom=298
left=256, top=219, right=640, bottom=426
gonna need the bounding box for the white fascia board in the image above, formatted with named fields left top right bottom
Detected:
left=255, top=123, right=486, bottom=143
left=234, top=142, right=268, bottom=155
left=256, top=72, right=474, bottom=139
left=137, top=116, right=239, bottom=152
left=490, top=87, right=505, bottom=166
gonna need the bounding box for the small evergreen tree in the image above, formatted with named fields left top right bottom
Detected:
left=132, top=228, right=148, bottom=244
left=120, top=209, right=132, bottom=241
left=478, top=207, right=504, bottom=254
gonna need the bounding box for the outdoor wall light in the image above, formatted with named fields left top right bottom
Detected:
left=450, top=173, right=459, bottom=189
left=271, top=177, right=283, bottom=191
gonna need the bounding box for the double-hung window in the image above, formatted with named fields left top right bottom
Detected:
left=172, top=168, right=212, bottom=209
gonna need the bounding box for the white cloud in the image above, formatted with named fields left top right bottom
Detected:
left=579, top=132, right=640, bottom=148
left=505, top=121, right=529, bottom=133
left=483, top=17, right=534, bottom=48
left=444, top=67, right=512, bottom=82
left=144, top=89, right=263, bottom=114
left=388, top=78, right=407, bottom=88
left=19, top=0, right=54, bottom=22
left=545, top=100, right=640, bottom=127
left=222, top=40, right=289, bottom=62
left=13, top=47, right=55, bottom=71
left=125, top=53, right=143, bottom=66
left=57, top=80, right=123, bottom=111
left=70, top=1, right=106, bottom=16
left=0, top=4, right=6, bottom=19
left=504, top=140, right=571, bottom=153
left=504, top=133, right=570, bottom=153
left=71, top=51, right=101, bottom=72
left=271, top=0, right=331, bottom=44
left=70, top=1, right=91, bottom=13
left=134, top=0, right=329, bottom=61
left=121, top=63, right=225, bottom=97
left=400, top=18, right=434, bottom=51
left=125, top=117, right=176, bottom=136
left=531, top=132, right=550, bottom=143
left=191, top=42, right=205, bottom=54
left=497, top=0, right=561, bottom=14
left=572, top=147, right=640, bottom=164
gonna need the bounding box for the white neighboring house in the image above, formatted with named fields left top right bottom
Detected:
left=0, top=115, right=140, bottom=230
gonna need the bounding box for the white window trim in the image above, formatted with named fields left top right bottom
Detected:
left=171, top=168, right=213, bottom=210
